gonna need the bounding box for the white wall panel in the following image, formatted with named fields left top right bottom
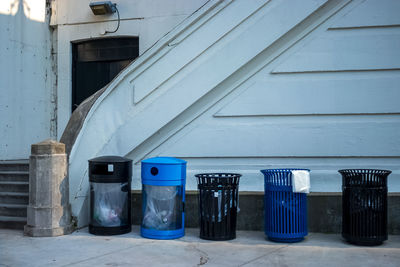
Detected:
left=67, top=0, right=400, bottom=226
left=154, top=117, right=400, bottom=157
left=330, top=0, right=400, bottom=28
left=273, top=29, right=400, bottom=73
left=215, top=75, right=400, bottom=116
left=67, top=0, right=334, bottom=226
left=126, top=0, right=400, bottom=193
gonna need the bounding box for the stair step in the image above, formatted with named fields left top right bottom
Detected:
left=0, top=192, right=29, bottom=204
left=0, top=181, right=29, bottom=193
left=0, top=203, right=27, bottom=217
left=0, top=171, right=29, bottom=182
left=0, top=215, right=26, bottom=230
left=0, top=160, right=29, bottom=172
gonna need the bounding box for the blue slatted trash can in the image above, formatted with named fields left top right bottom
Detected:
left=141, top=157, right=186, bottom=239
left=260, top=169, right=309, bottom=242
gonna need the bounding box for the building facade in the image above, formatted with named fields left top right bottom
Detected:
left=1, top=0, right=400, bottom=227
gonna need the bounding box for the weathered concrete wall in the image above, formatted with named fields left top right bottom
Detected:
left=0, top=0, right=56, bottom=160
left=131, top=191, right=400, bottom=234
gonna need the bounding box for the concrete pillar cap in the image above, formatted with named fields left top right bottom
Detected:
left=31, top=139, right=65, bottom=155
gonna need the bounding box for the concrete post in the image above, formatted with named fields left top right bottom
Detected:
left=24, top=140, right=73, bottom=237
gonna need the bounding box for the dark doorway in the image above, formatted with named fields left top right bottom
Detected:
left=72, top=37, right=139, bottom=111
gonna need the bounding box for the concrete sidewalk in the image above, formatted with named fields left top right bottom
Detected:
left=1, top=227, right=399, bottom=267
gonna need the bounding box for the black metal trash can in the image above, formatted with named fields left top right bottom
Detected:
left=89, top=156, right=132, bottom=235
left=339, top=169, right=391, bottom=245
left=195, top=173, right=241, bottom=240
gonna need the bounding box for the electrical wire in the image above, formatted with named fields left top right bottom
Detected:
left=105, top=5, right=120, bottom=34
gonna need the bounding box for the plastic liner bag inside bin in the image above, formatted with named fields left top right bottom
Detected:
left=92, top=182, right=129, bottom=227
left=202, top=188, right=235, bottom=222
left=142, top=185, right=183, bottom=230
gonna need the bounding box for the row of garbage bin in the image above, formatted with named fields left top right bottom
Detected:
left=88, top=156, right=391, bottom=246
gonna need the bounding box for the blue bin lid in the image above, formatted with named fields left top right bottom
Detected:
left=141, top=157, right=186, bottom=185
left=142, top=157, right=186, bottom=165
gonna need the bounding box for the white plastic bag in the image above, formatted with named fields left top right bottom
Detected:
left=92, top=182, right=128, bottom=227
left=142, top=185, right=182, bottom=230
left=291, top=170, right=310, bottom=193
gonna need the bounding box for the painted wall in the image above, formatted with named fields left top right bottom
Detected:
left=0, top=0, right=209, bottom=160
left=52, top=0, right=209, bottom=139
left=0, top=0, right=55, bottom=160
left=66, top=0, right=400, bottom=226
left=141, top=0, right=400, bottom=193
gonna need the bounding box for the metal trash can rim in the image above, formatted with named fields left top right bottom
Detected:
left=261, top=168, right=310, bottom=173
left=195, top=173, right=242, bottom=178
left=338, top=169, right=391, bottom=174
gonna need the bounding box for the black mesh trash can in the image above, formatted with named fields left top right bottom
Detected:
left=89, top=156, right=132, bottom=235
left=339, top=169, right=391, bottom=246
left=195, top=173, right=241, bottom=240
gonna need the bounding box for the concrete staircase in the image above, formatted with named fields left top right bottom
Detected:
left=0, top=160, right=29, bottom=229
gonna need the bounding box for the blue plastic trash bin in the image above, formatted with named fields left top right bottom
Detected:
left=260, top=169, right=309, bottom=242
left=141, top=157, right=186, bottom=239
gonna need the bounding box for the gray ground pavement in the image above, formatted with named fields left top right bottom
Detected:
left=1, top=226, right=399, bottom=267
